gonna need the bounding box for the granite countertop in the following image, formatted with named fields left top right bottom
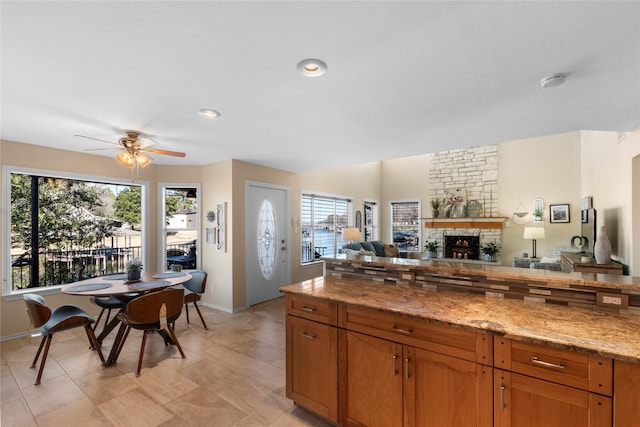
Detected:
left=280, top=275, right=640, bottom=363
left=329, top=254, right=640, bottom=291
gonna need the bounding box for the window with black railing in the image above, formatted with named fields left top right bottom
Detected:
left=301, top=193, right=352, bottom=263
left=7, top=170, right=145, bottom=292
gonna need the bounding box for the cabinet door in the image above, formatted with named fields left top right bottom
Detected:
left=404, top=347, right=492, bottom=427
left=286, top=315, right=338, bottom=422
left=494, top=370, right=612, bottom=427
left=343, top=330, right=403, bottom=427
left=614, top=360, right=640, bottom=427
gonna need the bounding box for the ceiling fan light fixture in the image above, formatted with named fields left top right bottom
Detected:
left=297, top=58, right=327, bottom=77
left=116, top=151, right=135, bottom=168
left=136, top=152, right=152, bottom=167
left=198, top=108, right=221, bottom=118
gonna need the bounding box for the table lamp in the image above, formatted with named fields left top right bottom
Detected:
left=523, top=227, right=545, bottom=258
left=342, top=228, right=360, bottom=244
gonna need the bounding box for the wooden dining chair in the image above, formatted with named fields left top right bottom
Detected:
left=23, top=294, right=105, bottom=385
left=182, top=270, right=208, bottom=329
left=114, top=288, right=185, bottom=376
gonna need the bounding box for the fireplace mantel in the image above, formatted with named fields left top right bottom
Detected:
left=422, top=217, right=507, bottom=229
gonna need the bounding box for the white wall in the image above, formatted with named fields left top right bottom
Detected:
left=581, top=128, right=640, bottom=274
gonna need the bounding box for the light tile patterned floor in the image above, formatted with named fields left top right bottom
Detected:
left=1, top=297, right=334, bottom=427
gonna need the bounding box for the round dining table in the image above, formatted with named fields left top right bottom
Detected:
left=61, top=271, right=192, bottom=366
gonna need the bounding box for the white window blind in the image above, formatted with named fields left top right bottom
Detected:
left=301, top=193, right=352, bottom=263
left=364, top=201, right=378, bottom=241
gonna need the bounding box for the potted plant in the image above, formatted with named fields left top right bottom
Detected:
left=480, top=241, right=500, bottom=262
left=126, top=258, right=143, bottom=281
left=534, top=209, right=544, bottom=221
left=430, top=199, right=441, bottom=218
left=424, top=240, right=440, bottom=259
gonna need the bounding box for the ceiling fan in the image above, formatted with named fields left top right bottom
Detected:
left=77, top=130, right=186, bottom=169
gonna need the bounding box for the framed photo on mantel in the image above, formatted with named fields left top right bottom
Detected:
left=550, top=204, right=570, bottom=223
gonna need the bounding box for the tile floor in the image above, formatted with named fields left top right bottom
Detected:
left=1, top=297, right=334, bottom=427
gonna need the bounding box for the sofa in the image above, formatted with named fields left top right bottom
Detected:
left=517, top=246, right=580, bottom=271
left=342, top=240, right=400, bottom=258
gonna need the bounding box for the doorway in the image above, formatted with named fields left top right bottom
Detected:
left=246, top=181, right=290, bottom=306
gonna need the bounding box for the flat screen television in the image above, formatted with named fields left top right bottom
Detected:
left=580, top=208, right=597, bottom=253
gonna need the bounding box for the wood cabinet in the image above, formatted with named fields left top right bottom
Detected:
left=494, top=337, right=612, bottom=427
left=285, top=292, right=638, bottom=427
left=613, top=360, right=640, bottom=427
left=560, top=252, right=623, bottom=275
left=339, top=305, right=492, bottom=427
left=286, top=295, right=339, bottom=423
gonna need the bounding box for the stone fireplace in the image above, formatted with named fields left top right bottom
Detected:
left=425, top=144, right=503, bottom=262
left=445, top=235, right=480, bottom=260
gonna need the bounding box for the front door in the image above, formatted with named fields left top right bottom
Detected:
left=246, top=181, right=290, bottom=306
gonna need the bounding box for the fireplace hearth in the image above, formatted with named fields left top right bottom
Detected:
left=444, top=235, right=480, bottom=260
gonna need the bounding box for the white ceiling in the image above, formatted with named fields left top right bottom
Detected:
left=2, top=1, right=639, bottom=173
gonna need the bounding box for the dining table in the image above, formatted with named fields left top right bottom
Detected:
left=61, top=270, right=192, bottom=366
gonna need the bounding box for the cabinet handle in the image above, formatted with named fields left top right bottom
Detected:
left=500, top=384, right=505, bottom=411
left=392, top=354, right=398, bottom=376
left=531, top=356, right=565, bottom=370
left=405, top=357, right=410, bottom=380
left=300, top=332, right=316, bottom=339
left=300, top=306, right=316, bottom=313
left=392, top=325, right=413, bottom=335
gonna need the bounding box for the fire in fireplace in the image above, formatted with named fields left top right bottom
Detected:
left=444, top=235, right=480, bottom=260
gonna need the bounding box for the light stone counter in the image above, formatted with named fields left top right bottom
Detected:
left=280, top=275, right=640, bottom=362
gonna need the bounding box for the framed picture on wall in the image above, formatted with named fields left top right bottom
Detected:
left=550, top=204, right=570, bottom=223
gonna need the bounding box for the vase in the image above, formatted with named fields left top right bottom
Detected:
left=432, top=209, right=439, bottom=218
left=127, top=269, right=141, bottom=281
left=594, top=226, right=612, bottom=264
left=484, top=254, right=497, bottom=262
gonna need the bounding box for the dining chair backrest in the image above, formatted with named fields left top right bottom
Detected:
left=24, top=294, right=52, bottom=328
left=183, top=270, right=207, bottom=294
left=124, top=288, right=184, bottom=328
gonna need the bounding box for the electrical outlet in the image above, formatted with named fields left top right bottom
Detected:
left=596, top=292, right=629, bottom=308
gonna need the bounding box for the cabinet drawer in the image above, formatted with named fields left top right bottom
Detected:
left=339, top=304, right=492, bottom=364
left=286, top=294, right=338, bottom=326
left=494, top=337, right=612, bottom=395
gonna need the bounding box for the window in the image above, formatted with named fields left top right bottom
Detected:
left=160, top=186, right=199, bottom=271
left=4, top=167, right=145, bottom=294
left=301, top=193, right=352, bottom=263
left=391, top=201, right=420, bottom=252
left=363, top=200, right=378, bottom=241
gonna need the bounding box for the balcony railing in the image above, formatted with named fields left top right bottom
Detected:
left=10, top=246, right=142, bottom=290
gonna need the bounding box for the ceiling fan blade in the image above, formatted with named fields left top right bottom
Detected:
left=84, top=147, right=120, bottom=152
left=75, top=134, right=120, bottom=146
left=144, top=147, right=186, bottom=157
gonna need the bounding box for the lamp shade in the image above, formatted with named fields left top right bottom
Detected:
left=523, top=227, right=545, bottom=240
left=342, top=228, right=360, bottom=242
left=136, top=152, right=151, bottom=167
left=116, top=151, right=135, bottom=168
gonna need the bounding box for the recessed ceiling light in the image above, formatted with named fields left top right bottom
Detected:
left=297, top=59, right=327, bottom=77
left=540, top=74, right=566, bottom=88
left=198, top=108, right=221, bottom=118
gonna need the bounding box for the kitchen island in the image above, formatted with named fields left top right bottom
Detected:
left=281, top=256, right=640, bottom=427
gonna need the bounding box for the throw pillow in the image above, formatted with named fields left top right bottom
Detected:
left=384, top=243, right=399, bottom=257
left=358, top=248, right=376, bottom=256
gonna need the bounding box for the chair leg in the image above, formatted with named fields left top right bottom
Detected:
left=184, top=303, right=190, bottom=324
left=111, top=323, right=131, bottom=365
left=84, top=325, right=105, bottom=364
left=35, top=335, right=53, bottom=385
left=167, top=324, right=186, bottom=359
left=31, top=335, right=47, bottom=368
left=92, top=308, right=105, bottom=332
left=136, top=331, right=149, bottom=377
left=192, top=302, right=208, bottom=330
